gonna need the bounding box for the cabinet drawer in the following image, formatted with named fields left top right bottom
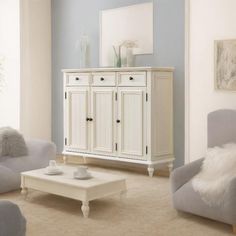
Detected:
left=118, top=72, right=146, bottom=86
left=92, top=73, right=116, bottom=86
left=67, top=74, right=90, bottom=86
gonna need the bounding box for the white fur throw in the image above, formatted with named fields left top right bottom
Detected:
left=192, top=143, right=236, bottom=206
left=0, top=127, right=28, bottom=157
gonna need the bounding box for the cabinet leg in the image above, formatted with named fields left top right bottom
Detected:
left=81, top=201, right=90, bottom=218
left=147, top=166, right=155, bottom=177
left=168, top=162, right=173, bottom=174
left=63, top=155, right=68, bottom=165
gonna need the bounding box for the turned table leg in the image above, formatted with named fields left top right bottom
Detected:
left=21, top=187, right=28, bottom=199
left=81, top=201, right=90, bottom=218
left=63, top=155, right=68, bottom=165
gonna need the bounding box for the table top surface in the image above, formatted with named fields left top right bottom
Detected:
left=21, top=166, right=126, bottom=189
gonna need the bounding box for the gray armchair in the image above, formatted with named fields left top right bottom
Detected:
left=0, top=139, right=56, bottom=193
left=0, top=200, right=26, bottom=236
left=171, top=109, right=236, bottom=234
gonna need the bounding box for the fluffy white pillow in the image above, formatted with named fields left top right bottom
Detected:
left=0, top=127, right=28, bottom=157
left=192, top=143, right=236, bottom=206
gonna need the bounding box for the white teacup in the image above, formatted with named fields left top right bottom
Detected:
left=74, top=166, right=88, bottom=177
left=47, top=160, right=58, bottom=171
left=49, top=160, right=57, bottom=167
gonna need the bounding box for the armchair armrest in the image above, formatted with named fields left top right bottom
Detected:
left=26, top=139, right=56, bottom=160
left=170, top=158, right=204, bottom=193
left=223, top=177, right=236, bottom=224
left=25, top=139, right=56, bottom=167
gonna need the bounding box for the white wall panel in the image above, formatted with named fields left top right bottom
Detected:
left=20, top=0, right=51, bottom=140
left=187, top=0, right=236, bottom=162
left=0, top=0, right=20, bottom=129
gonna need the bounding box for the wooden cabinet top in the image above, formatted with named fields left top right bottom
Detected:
left=62, top=67, right=174, bottom=73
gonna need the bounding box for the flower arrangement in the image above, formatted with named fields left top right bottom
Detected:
left=121, top=40, right=138, bottom=49
left=113, top=40, right=138, bottom=67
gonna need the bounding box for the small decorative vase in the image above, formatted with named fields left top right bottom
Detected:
left=126, top=48, right=134, bottom=67
left=116, top=56, right=121, bottom=67
left=113, top=46, right=121, bottom=67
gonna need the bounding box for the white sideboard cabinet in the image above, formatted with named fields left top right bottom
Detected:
left=62, top=67, right=174, bottom=177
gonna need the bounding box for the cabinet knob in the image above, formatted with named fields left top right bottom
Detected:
left=86, top=118, right=90, bottom=121
left=89, top=118, right=93, bottom=121
left=75, top=77, right=79, bottom=81
left=116, top=120, right=121, bottom=123
left=129, top=77, right=134, bottom=81
left=100, top=77, right=104, bottom=81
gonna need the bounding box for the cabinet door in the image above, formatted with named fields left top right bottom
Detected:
left=91, top=87, right=116, bottom=155
left=117, top=87, right=147, bottom=160
left=65, top=87, right=90, bottom=152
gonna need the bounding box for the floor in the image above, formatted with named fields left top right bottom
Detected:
left=0, top=165, right=234, bottom=236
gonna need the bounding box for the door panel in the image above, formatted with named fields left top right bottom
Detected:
left=91, top=87, right=116, bottom=155
left=65, top=87, right=90, bottom=152
left=118, top=87, right=146, bottom=160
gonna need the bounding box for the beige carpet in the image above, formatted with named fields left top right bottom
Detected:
left=0, top=166, right=234, bottom=236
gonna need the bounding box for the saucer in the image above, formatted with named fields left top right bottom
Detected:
left=44, top=167, right=63, bottom=175
left=73, top=172, right=92, bottom=180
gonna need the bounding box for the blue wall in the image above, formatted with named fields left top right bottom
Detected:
left=52, top=0, right=185, bottom=167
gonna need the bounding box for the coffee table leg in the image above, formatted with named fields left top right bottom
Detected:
left=21, top=187, right=28, bottom=199
left=63, top=155, right=68, bottom=164
left=81, top=201, right=90, bottom=218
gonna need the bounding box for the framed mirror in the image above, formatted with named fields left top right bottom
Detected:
left=100, top=2, right=153, bottom=67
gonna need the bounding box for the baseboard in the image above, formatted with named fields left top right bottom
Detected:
left=56, top=155, right=170, bottom=177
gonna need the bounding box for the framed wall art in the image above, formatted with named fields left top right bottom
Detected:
left=215, top=39, right=236, bottom=91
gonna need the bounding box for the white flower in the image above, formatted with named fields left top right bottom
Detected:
left=121, top=40, right=138, bottom=48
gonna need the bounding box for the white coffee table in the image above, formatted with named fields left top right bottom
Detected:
left=21, top=166, right=127, bottom=218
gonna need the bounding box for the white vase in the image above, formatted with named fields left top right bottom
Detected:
left=126, top=48, right=134, bottom=67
